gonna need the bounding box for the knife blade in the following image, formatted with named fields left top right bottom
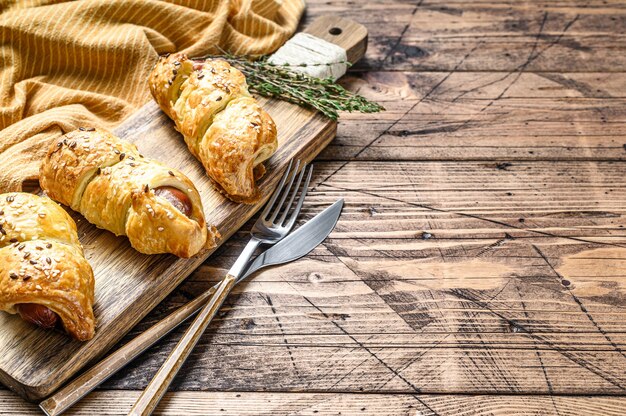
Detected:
left=239, top=198, right=343, bottom=281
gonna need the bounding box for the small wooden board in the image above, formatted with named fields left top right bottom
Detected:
left=0, top=16, right=367, bottom=401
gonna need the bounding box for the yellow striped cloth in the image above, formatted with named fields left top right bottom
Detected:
left=0, top=0, right=304, bottom=192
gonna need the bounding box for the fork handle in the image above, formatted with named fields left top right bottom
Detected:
left=128, top=274, right=237, bottom=416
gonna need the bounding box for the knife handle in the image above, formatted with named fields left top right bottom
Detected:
left=39, top=284, right=220, bottom=416
left=128, top=274, right=237, bottom=416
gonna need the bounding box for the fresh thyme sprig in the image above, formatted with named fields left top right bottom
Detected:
left=197, top=54, right=384, bottom=121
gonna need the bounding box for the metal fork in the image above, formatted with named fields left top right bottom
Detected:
left=128, top=159, right=313, bottom=416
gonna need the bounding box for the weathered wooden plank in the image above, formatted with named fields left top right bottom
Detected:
left=3, top=390, right=626, bottom=416
left=76, top=160, right=626, bottom=395
left=320, top=71, right=626, bottom=161
left=304, top=0, right=626, bottom=72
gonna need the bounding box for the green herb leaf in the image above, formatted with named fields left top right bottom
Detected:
left=196, top=54, right=385, bottom=121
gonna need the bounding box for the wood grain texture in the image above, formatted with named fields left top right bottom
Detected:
left=302, top=0, right=626, bottom=72
left=0, top=15, right=365, bottom=402
left=323, top=71, right=626, bottom=161
left=6, top=391, right=626, bottom=416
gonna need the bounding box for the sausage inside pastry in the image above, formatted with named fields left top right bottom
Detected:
left=149, top=54, right=278, bottom=203
left=39, top=128, right=219, bottom=258
left=0, top=193, right=95, bottom=341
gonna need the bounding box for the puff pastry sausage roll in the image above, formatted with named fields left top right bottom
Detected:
left=40, top=128, right=219, bottom=258
left=149, top=54, right=278, bottom=203
left=0, top=193, right=95, bottom=341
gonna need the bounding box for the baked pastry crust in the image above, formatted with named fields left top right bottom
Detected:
left=40, top=128, right=219, bottom=258
left=149, top=54, right=278, bottom=203
left=0, top=192, right=95, bottom=341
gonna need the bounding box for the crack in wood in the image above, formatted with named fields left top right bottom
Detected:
left=515, top=284, right=561, bottom=415
left=531, top=245, right=626, bottom=362
left=262, top=294, right=301, bottom=378
left=319, top=182, right=625, bottom=249
left=448, top=288, right=626, bottom=391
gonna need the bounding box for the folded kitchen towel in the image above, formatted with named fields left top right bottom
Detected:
left=0, top=0, right=304, bottom=192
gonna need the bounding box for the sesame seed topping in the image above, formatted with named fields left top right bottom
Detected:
left=23, top=276, right=31, bottom=281
left=23, top=252, right=30, bottom=259
left=56, top=141, right=62, bottom=148
left=113, top=148, right=120, bottom=154
left=6, top=196, right=14, bottom=203
left=46, top=257, right=51, bottom=264
left=144, top=184, right=149, bottom=193
left=86, top=127, right=95, bottom=131
left=197, top=74, right=204, bottom=80
left=69, top=141, right=77, bottom=149
left=216, top=96, right=222, bottom=101
left=29, top=260, right=37, bottom=265
left=120, top=153, right=125, bottom=161
left=79, top=127, right=86, bottom=131
left=9, top=238, right=17, bottom=243
left=9, top=273, right=17, bottom=279
left=168, top=171, right=175, bottom=176
left=0, top=228, right=5, bottom=235
left=17, top=244, right=24, bottom=251
left=157, top=227, right=164, bottom=232
left=35, top=284, right=42, bottom=290
left=46, top=243, right=52, bottom=249
left=38, top=213, right=46, bottom=218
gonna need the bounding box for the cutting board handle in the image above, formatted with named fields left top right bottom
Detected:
left=303, top=15, right=368, bottom=64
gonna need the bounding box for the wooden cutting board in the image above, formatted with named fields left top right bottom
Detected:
left=0, top=16, right=367, bottom=401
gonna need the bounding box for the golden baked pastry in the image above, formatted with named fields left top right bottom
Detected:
left=0, top=192, right=95, bottom=341
left=39, top=128, right=219, bottom=258
left=149, top=54, right=278, bottom=203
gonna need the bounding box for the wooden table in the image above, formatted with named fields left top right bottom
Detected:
left=3, top=1, right=626, bottom=414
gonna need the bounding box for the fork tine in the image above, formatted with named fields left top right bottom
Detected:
left=284, top=164, right=313, bottom=231
left=267, top=160, right=301, bottom=223
left=260, top=159, right=294, bottom=219
left=277, top=163, right=307, bottom=226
